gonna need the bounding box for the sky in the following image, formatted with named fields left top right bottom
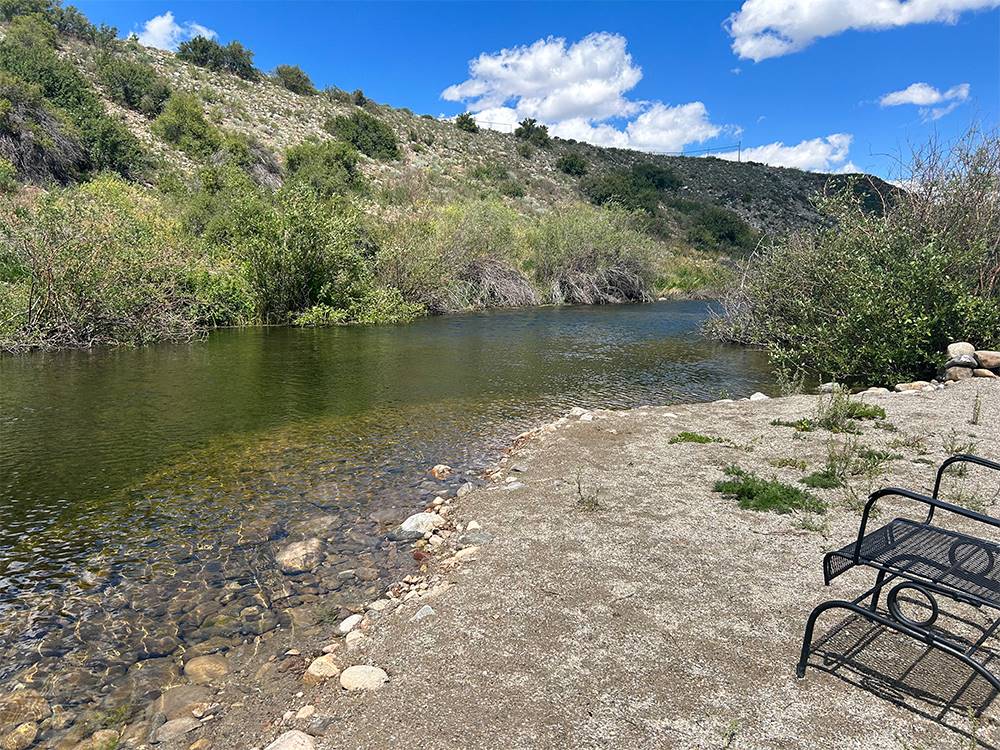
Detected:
left=75, top=0, right=1000, bottom=178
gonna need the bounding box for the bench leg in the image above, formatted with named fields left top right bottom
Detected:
left=796, top=599, right=1000, bottom=694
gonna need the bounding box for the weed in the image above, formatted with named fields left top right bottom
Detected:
left=714, top=466, right=826, bottom=515
left=943, top=429, right=978, bottom=456
left=971, top=392, right=982, bottom=426
left=889, top=434, right=927, bottom=454
left=669, top=431, right=724, bottom=445
left=768, top=457, right=808, bottom=470
left=814, top=392, right=886, bottom=433
left=771, top=418, right=815, bottom=432
left=800, top=468, right=843, bottom=489
left=720, top=720, right=740, bottom=749
left=575, top=470, right=601, bottom=512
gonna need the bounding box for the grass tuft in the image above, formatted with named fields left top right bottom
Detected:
left=800, top=468, right=843, bottom=489
left=669, top=431, right=724, bottom=445
left=714, top=465, right=826, bottom=515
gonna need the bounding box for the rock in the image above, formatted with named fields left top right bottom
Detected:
left=864, top=387, right=890, bottom=394
left=391, top=512, right=445, bottom=541
left=150, top=685, right=213, bottom=720
left=410, top=605, right=436, bottom=622
left=503, top=481, right=525, bottom=491
left=945, top=354, right=979, bottom=368
left=568, top=406, right=587, bottom=417
left=77, top=729, right=121, bottom=750
left=453, top=546, right=480, bottom=561
left=367, top=599, right=391, bottom=612
left=151, top=717, right=200, bottom=743
left=456, top=482, right=474, bottom=497
left=894, top=380, right=931, bottom=392
left=344, top=630, right=366, bottom=648
left=817, top=382, right=839, bottom=393
left=189, top=740, right=211, bottom=750
left=977, top=350, right=1000, bottom=369
left=945, top=366, right=974, bottom=382
left=430, top=464, right=453, bottom=480
left=578, top=412, right=593, bottom=422
left=456, top=529, right=494, bottom=547
left=339, top=665, right=389, bottom=692
left=263, top=730, right=315, bottom=750
left=466, top=520, right=482, bottom=531
left=275, top=538, right=325, bottom=574
left=0, top=723, right=37, bottom=750
left=947, top=342, right=976, bottom=358
left=974, top=368, right=998, bottom=379
left=184, top=654, right=230, bottom=685
left=303, top=655, right=340, bottom=685
left=749, top=392, right=770, bottom=401
left=337, top=614, right=362, bottom=634
left=0, top=690, right=50, bottom=724
left=305, top=716, right=334, bottom=736
left=294, top=705, right=315, bottom=721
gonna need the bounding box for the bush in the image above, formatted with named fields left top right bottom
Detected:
left=686, top=204, right=758, bottom=255
left=516, top=142, right=533, bottom=160
left=582, top=162, right=680, bottom=213
left=0, top=70, right=87, bottom=184
left=284, top=138, right=361, bottom=196
left=710, top=133, right=1000, bottom=384
left=272, top=64, right=316, bottom=95
left=177, top=36, right=258, bottom=80
left=0, top=174, right=198, bottom=350
left=351, top=89, right=367, bottom=106
left=514, top=117, right=550, bottom=148
left=324, top=110, right=398, bottom=160
left=0, top=15, right=143, bottom=175
left=527, top=204, right=656, bottom=304
left=96, top=53, right=171, bottom=116
left=152, top=92, right=222, bottom=158
left=455, top=112, right=478, bottom=133
left=556, top=152, right=587, bottom=176
left=0, top=156, right=16, bottom=191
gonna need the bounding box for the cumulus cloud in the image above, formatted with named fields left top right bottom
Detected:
left=442, top=33, right=729, bottom=153
left=727, top=0, right=1000, bottom=61
left=136, top=11, right=217, bottom=51
left=879, top=81, right=970, bottom=120
left=714, top=134, right=858, bottom=173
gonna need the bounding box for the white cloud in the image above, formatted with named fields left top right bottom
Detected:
left=727, top=0, right=1000, bottom=61
left=136, top=11, right=217, bottom=51
left=879, top=81, right=970, bottom=120
left=714, top=134, right=858, bottom=173
left=443, top=33, right=729, bottom=153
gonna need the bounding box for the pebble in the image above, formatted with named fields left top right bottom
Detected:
left=466, top=521, right=482, bottom=531
left=579, top=413, right=594, bottom=422
left=410, top=605, right=436, bottom=622
left=503, top=481, right=525, bottom=491
left=392, top=512, right=445, bottom=541
left=189, top=739, right=211, bottom=750
left=294, top=705, right=315, bottom=721
left=337, top=614, right=363, bottom=634
left=263, top=730, right=316, bottom=750
left=457, top=529, right=494, bottom=546
left=339, top=665, right=389, bottom=691
left=428, top=534, right=444, bottom=547
left=430, top=464, right=453, bottom=479
left=321, top=643, right=339, bottom=654
left=568, top=406, right=587, bottom=417
left=345, top=630, right=366, bottom=648
left=303, top=655, right=340, bottom=685
left=367, top=599, right=391, bottom=612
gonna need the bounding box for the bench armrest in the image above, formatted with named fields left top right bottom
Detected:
left=853, top=486, right=1000, bottom=565
left=927, top=453, right=1000, bottom=525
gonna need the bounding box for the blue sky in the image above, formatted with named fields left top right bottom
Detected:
left=76, top=1, right=1000, bottom=178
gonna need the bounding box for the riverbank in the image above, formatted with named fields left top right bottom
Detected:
left=41, top=378, right=994, bottom=750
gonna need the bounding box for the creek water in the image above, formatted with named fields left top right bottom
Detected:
left=0, top=300, right=773, bottom=725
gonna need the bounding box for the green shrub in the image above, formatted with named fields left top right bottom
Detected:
left=324, top=110, right=398, bottom=160
left=710, top=135, right=1000, bottom=384
left=455, top=112, right=478, bottom=133
left=272, top=64, right=316, bottom=95
left=0, top=0, right=113, bottom=43
left=527, top=203, right=656, bottom=304
left=581, top=162, right=680, bottom=213
left=514, top=117, right=550, bottom=148
left=556, top=152, right=587, bottom=176
left=177, top=36, right=258, bottom=80
left=324, top=86, right=352, bottom=104
left=0, top=156, right=16, bottom=191
left=351, top=89, right=367, bottom=106
left=284, top=139, right=361, bottom=196
left=516, top=142, right=533, bottom=160
left=152, top=92, right=222, bottom=158
left=714, top=465, right=826, bottom=514
left=0, top=174, right=198, bottom=350
left=800, top=468, right=842, bottom=489
left=686, top=204, right=757, bottom=255
left=499, top=179, right=525, bottom=198
left=96, top=53, right=171, bottom=116
left=471, top=160, right=508, bottom=182
left=0, top=15, right=143, bottom=175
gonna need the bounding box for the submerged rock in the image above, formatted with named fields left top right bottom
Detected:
left=149, top=685, right=213, bottom=720
left=0, top=690, right=50, bottom=724
left=183, top=654, right=230, bottom=685
left=0, top=723, right=37, bottom=750
left=150, top=717, right=200, bottom=743
left=276, top=538, right=325, bottom=574
left=390, top=512, right=444, bottom=541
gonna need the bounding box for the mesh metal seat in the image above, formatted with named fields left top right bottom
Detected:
left=797, top=454, right=1000, bottom=696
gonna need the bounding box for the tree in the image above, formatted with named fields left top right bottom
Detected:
left=556, top=152, right=587, bottom=176
left=272, top=64, right=315, bottom=95
left=455, top=112, right=478, bottom=133
left=514, top=118, right=550, bottom=148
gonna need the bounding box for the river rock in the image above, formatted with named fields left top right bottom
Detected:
left=337, top=614, right=362, bottom=634
left=977, top=351, right=1000, bottom=369
left=430, top=464, right=453, bottom=480
left=339, top=665, right=388, bottom=692
left=392, top=513, right=444, bottom=541
left=294, top=705, right=315, bottom=721
left=0, top=690, right=50, bottom=725
left=894, top=381, right=931, bottom=392
left=276, top=538, right=325, bottom=574
left=456, top=529, right=494, bottom=546
left=410, top=605, right=436, bottom=622
left=749, top=392, right=770, bottom=401
left=149, top=685, right=214, bottom=720
left=303, top=655, right=340, bottom=685
left=945, top=354, right=978, bottom=369
left=0, top=723, right=37, bottom=750
left=947, top=342, right=976, bottom=358
left=945, top=366, right=974, bottom=382
left=184, top=655, right=230, bottom=685
left=974, top=368, right=998, bottom=379
left=264, top=730, right=315, bottom=750
left=151, top=717, right=200, bottom=743
left=457, top=482, right=474, bottom=497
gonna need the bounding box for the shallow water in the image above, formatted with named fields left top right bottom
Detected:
left=0, top=301, right=773, bottom=720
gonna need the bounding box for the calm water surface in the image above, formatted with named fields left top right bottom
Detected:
left=0, top=301, right=773, bottom=723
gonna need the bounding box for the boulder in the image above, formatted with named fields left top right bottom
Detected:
left=263, top=731, right=315, bottom=750
left=150, top=717, right=200, bottom=743
left=945, top=354, right=979, bottom=369
left=303, top=655, right=340, bottom=685
left=894, top=381, right=931, bottom=392
left=748, top=392, right=770, bottom=401
left=391, top=513, right=444, bottom=541
left=336, top=614, right=362, bottom=634
left=976, top=350, right=1000, bottom=369
left=0, top=690, right=50, bottom=724
left=0, top=723, right=37, bottom=750
left=430, top=464, right=453, bottom=480
left=275, top=538, right=325, bottom=574
left=183, top=654, right=230, bottom=685
left=974, top=368, right=998, bottom=379
left=149, top=685, right=213, bottom=720
left=945, top=367, right=974, bottom=382
left=947, top=342, right=976, bottom=358
left=339, top=665, right=388, bottom=692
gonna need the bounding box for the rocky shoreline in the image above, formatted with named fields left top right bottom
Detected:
left=3, top=379, right=999, bottom=750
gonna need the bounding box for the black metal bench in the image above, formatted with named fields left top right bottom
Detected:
left=797, top=454, right=1000, bottom=694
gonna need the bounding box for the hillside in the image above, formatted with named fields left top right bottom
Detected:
left=0, top=5, right=898, bottom=352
